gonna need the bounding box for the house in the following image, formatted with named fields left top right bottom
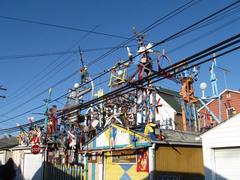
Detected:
left=201, top=113, right=240, bottom=180
left=82, top=124, right=151, bottom=180
left=155, top=87, right=183, bottom=130
left=198, top=89, right=240, bottom=130
left=83, top=124, right=204, bottom=180
left=154, top=87, right=201, bottom=131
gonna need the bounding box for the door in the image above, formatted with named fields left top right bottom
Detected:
left=214, top=148, right=240, bottom=180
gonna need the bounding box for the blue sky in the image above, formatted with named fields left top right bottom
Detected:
left=0, top=0, right=239, bottom=128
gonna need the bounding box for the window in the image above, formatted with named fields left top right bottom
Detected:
left=226, top=107, right=236, bottom=119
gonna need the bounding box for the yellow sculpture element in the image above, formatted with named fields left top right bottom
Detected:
left=144, top=122, right=156, bottom=136
left=109, top=62, right=130, bottom=87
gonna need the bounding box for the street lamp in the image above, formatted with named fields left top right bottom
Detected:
left=200, top=82, right=207, bottom=99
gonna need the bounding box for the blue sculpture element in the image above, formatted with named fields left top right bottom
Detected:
left=210, top=56, right=218, bottom=97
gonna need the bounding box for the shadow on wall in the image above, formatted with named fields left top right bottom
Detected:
left=205, top=166, right=227, bottom=180
left=0, top=158, right=17, bottom=180
left=144, top=169, right=227, bottom=180
left=32, top=162, right=83, bottom=180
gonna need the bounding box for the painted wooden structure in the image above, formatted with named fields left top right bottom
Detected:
left=83, top=124, right=151, bottom=180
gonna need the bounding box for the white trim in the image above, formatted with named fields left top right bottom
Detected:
left=198, top=89, right=240, bottom=112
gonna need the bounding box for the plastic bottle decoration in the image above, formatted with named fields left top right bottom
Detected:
left=67, top=131, right=76, bottom=150
left=31, top=128, right=40, bottom=145
left=47, top=105, right=58, bottom=136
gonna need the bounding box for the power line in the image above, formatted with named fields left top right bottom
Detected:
left=0, top=33, right=239, bottom=132
left=168, top=15, right=240, bottom=54
left=0, top=0, right=200, bottom=112
left=0, top=15, right=129, bottom=40
left=1, top=0, right=237, bottom=123
left=86, top=0, right=201, bottom=67
left=0, top=33, right=239, bottom=127
left=8, top=0, right=238, bottom=106
left=0, top=45, right=137, bottom=61
left=4, top=25, right=100, bottom=106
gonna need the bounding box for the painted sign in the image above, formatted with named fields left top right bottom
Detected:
left=137, top=149, right=149, bottom=172
left=31, top=144, right=41, bottom=154
left=112, top=150, right=136, bottom=164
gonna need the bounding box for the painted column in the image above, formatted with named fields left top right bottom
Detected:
left=149, top=144, right=156, bottom=180
left=181, top=101, right=187, bottom=131
left=84, top=154, right=88, bottom=180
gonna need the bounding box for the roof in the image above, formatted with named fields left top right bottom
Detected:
left=201, top=113, right=240, bottom=138
left=156, top=86, right=182, bottom=113
left=85, top=123, right=202, bottom=150
left=0, top=136, right=18, bottom=149
left=154, top=129, right=202, bottom=146
left=198, top=89, right=240, bottom=111
left=84, top=124, right=152, bottom=151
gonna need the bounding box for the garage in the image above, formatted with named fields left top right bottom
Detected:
left=201, top=113, right=240, bottom=180
left=214, top=148, right=240, bottom=179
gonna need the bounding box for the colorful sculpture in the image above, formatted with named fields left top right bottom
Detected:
left=109, top=61, right=131, bottom=88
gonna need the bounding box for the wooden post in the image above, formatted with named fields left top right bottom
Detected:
left=181, top=101, right=187, bottom=131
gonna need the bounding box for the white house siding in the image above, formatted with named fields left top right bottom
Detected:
left=9, top=148, right=44, bottom=180
left=0, top=151, right=5, bottom=165
left=23, top=153, right=43, bottom=180
left=137, top=93, right=176, bottom=130
left=201, top=114, right=240, bottom=180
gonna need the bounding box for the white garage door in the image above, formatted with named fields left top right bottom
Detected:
left=214, top=148, right=240, bottom=180
left=23, top=153, right=43, bottom=180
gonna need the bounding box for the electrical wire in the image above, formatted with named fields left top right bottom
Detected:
left=0, top=0, right=238, bottom=125
left=0, top=33, right=238, bottom=130
left=3, top=26, right=100, bottom=106
left=0, top=0, right=200, bottom=112
left=0, top=43, right=239, bottom=134
left=0, top=45, right=137, bottom=61
left=0, top=15, right=129, bottom=39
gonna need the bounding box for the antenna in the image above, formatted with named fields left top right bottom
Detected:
left=216, top=66, right=230, bottom=89
left=214, top=53, right=230, bottom=89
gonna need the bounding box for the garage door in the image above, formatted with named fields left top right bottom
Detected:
left=214, top=148, right=240, bottom=180
left=23, top=153, right=43, bottom=180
